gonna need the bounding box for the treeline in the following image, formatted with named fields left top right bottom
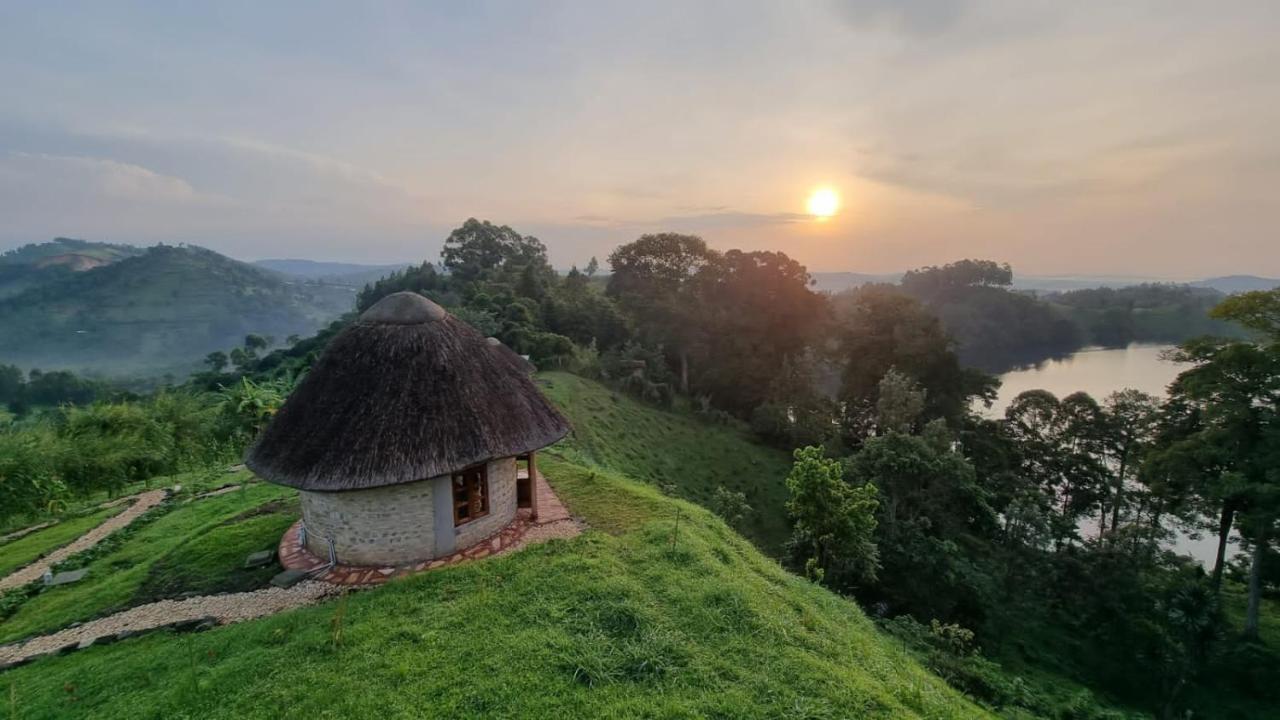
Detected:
left=0, top=364, right=120, bottom=414
left=0, top=376, right=292, bottom=524
left=1050, top=283, right=1247, bottom=347
left=781, top=288, right=1280, bottom=718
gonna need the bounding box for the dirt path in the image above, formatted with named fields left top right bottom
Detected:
left=0, top=581, right=339, bottom=665
left=0, top=490, right=168, bottom=591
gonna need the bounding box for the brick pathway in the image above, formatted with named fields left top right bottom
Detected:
left=0, top=489, right=168, bottom=591
left=278, top=471, right=580, bottom=586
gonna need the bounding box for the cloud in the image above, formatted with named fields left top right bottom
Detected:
left=828, top=0, right=969, bottom=35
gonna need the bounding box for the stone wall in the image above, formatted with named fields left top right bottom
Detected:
left=300, top=480, right=436, bottom=566
left=298, top=456, right=518, bottom=566
left=454, top=457, right=518, bottom=550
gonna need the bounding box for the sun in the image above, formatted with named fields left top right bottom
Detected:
left=806, top=187, right=839, bottom=219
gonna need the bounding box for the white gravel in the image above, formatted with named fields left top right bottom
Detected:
left=0, top=489, right=168, bottom=591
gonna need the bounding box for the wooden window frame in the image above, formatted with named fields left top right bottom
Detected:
left=452, top=464, right=489, bottom=527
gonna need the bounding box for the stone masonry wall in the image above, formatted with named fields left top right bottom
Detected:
left=299, top=456, right=518, bottom=566
left=300, top=480, right=436, bottom=566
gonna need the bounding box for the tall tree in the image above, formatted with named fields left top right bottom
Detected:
left=1163, top=288, right=1280, bottom=636
left=606, top=233, right=715, bottom=393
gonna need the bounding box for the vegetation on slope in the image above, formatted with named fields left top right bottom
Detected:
left=0, top=243, right=355, bottom=376
left=0, top=473, right=292, bottom=643
left=1, top=457, right=991, bottom=720
left=539, top=371, right=793, bottom=554
left=0, top=504, right=125, bottom=577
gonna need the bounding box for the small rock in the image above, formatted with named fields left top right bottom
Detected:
left=45, top=568, right=89, bottom=587
left=115, top=630, right=137, bottom=642
left=270, top=569, right=310, bottom=589
left=244, top=550, right=276, bottom=569
left=77, top=637, right=96, bottom=651
left=56, top=642, right=79, bottom=656
left=194, top=617, right=218, bottom=632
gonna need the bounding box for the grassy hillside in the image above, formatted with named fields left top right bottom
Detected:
left=0, top=476, right=294, bottom=643
left=0, top=244, right=355, bottom=376
left=0, top=239, right=144, bottom=300
left=0, top=455, right=993, bottom=719
left=538, top=371, right=793, bottom=554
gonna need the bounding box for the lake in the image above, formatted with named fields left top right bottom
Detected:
left=984, top=343, right=1181, bottom=417
left=984, top=343, right=1234, bottom=566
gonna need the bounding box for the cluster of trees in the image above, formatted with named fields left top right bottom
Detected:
left=897, top=259, right=1082, bottom=371
left=1051, top=283, right=1247, bottom=348
left=0, top=375, right=293, bottom=523
left=781, top=289, right=1280, bottom=717
left=0, top=364, right=117, bottom=414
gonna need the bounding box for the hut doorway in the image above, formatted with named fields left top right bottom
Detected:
left=516, top=452, right=538, bottom=520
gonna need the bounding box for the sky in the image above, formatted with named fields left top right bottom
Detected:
left=1, top=1, right=1277, bottom=277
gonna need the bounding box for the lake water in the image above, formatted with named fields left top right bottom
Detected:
left=984, top=343, right=1181, bottom=417
left=984, top=344, right=1234, bottom=566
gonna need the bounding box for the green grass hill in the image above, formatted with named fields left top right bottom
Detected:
left=539, top=371, right=793, bottom=554
left=0, top=457, right=992, bottom=719
left=0, top=243, right=355, bottom=377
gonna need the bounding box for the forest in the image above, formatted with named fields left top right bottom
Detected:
left=0, top=219, right=1276, bottom=719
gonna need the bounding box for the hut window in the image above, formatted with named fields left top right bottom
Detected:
left=452, top=465, right=489, bottom=526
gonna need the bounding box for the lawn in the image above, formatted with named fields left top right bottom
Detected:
left=1, top=456, right=993, bottom=720
left=539, top=371, right=794, bottom=554
left=0, top=478, right=296, bottom=643
left=0, top=504, right=126, bottom=578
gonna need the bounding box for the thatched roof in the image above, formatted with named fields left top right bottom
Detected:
left=246, top=292, right=570, bottom=492
left=487, top=337, right=536, bottom=375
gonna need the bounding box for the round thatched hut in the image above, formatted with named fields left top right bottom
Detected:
left=246, top=292, right=570, bottom=566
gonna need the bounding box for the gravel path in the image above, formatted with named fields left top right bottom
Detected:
left=0, top=581, right=340, bottom=664
left=0, top=489, right=168, bottom=591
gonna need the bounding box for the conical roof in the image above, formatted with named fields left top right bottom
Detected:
left=246, top=292, right=571, bottom=492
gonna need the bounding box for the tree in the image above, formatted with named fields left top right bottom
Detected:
left=1161, top=290, right=1280, bottom=637
left=606, top=233, right=715, bottom=393
left=785, top=446, right=879, bottom=588
left=846, top=425, right=995, bottom=622
left=1099, top=389, right=1161, bottom=538
left=690, top=249, right=827, bottom=415
left=711, top=485, right=752, bottom=530
left=831, top=284, right=995, bottom=440
left=875, top=367, right=926, bottom=435
left=1004, top=390, right=1108, bottom=549
left=440, top=218, right=551, bottom=287
left=203, top=351, right=229, bottom=373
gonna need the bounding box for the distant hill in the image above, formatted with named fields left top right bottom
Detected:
left=0, top=238, right=144, bottom=300
left=254, top=258, right=411, bottom=286
left=1193, top=275, right=1280, bottom=293
left=0, top=243, right=356, bottom=377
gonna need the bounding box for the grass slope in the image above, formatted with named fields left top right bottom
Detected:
left=2, top=455, right=992, bottom=719
left=0, top=477, right=293, bottom=643
left=539, top=371, right=793, bottom=554
left=0, top=505, right=126, bottom=577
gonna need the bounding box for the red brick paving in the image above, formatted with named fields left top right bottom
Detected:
left=277, top=471, right=577, bottom=586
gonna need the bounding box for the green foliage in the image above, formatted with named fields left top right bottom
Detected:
left=1053, top=284, right=1247, bottom=347
left=0, top=477, right=292, bottom=643
left=900, top=259, right=1080, bottom=373
left=832, top=284, right=996, bottom=438
left=0, top=393, right=231, bottom=524
left=0, top=504, right=125, bottom=577
left=785, top=446, right=880, bottom=588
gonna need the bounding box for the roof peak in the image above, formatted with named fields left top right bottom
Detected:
left=359, top=292, right=446, bottom=325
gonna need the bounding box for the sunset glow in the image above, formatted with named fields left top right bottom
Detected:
left=807, top=188, right=839, bottom=219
